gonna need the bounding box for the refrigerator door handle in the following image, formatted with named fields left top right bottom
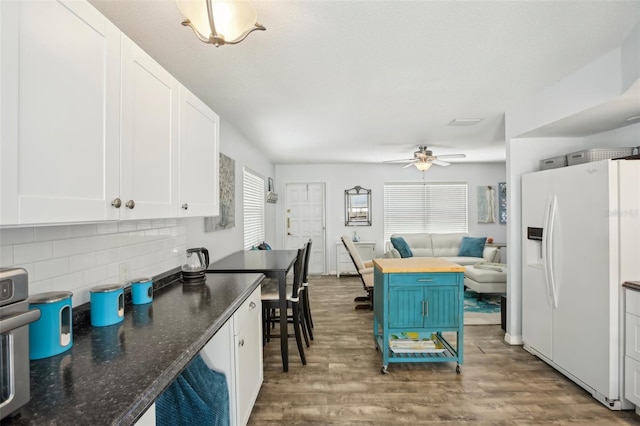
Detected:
left=545, top=196, right=558, bottom=309
left=541, top=196, right=552, bottom=307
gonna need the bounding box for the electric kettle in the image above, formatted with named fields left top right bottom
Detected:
left=181, top=247, right=209, bottom=283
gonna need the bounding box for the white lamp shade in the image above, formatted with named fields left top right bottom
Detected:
left=415, top=162, right=433, bottom=171
left=177, top=0, right=259, bottom=43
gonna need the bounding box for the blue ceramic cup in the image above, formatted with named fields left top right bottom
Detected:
left=90, top=284, right=124, bottom=327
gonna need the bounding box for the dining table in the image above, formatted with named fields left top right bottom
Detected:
left=206, top=249, right=299, bottom=372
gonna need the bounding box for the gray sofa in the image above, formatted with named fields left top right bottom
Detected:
left=384, top=232, right=500, bottom=265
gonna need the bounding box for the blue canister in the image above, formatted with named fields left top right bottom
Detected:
left=90, top=284, right=124, bottom=327
left=29, top=291, right=73, bottom=360
left=129, top=277, right=153, bottom=305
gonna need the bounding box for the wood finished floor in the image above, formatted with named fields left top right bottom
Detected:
left=249, top=275, right=640, bottom=425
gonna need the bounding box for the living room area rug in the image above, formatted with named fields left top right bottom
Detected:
left=464, top=290, right=502, bottom=325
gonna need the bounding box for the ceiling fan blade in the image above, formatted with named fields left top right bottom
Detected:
left=402, top=161, right=418, bottom=168
left=432, top=159, right=451, bottom=167
left=383, top=158, right=415, bottom=163
left=436, top=153, right=466, bottom=159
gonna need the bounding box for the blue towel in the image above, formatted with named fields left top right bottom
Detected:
left=156, top=354, right=230, bottom=426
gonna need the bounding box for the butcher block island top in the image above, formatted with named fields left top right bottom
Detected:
left=373, top=257, right=465, bottom=273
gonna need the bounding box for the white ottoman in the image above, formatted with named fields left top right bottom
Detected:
left=464, top=264, right=507, bottom=299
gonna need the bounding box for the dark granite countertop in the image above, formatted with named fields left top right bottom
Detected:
left=4, top=271, right=264, bottom=425
left=623, top=281, right=640, bottom=292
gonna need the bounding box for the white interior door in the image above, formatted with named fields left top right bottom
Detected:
left=284, top=183, right=326, bottom=274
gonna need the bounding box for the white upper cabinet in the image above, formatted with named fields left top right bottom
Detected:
left=1, top=0, right=121, bottom=225
left=1, top=0, right=217, bottom=225
left=120, top=35, right=179, bottom=220
left=178, top=86, right=220, bottom=217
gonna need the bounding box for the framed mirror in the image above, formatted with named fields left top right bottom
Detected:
left=345, top=186, right=371, bottom=226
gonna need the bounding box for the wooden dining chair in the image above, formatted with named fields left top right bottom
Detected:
left=261, top=245, right=307, bottom=365
left=300, top=238, right=314, bottom=340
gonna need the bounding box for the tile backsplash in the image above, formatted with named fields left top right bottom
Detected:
left=0, top=219, right=186, bottom=306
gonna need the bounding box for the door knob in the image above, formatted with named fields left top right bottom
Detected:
left=238, top=338, right=245, bottom=347
left=111, top=198, right=122, bottom=208
left=182, top=203, right=189, bottom=210
left=125, top=200, right=135, bottom=209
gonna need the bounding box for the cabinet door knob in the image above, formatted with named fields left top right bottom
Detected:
left=249, top=301, right=256, bottom=310
left=182, top=203, right=189, bottom=210
left=125, top=200, right=135, bottom=209
left=111, top=198, right=122, bottom=208
left=238, top=338, right=245, bottom=347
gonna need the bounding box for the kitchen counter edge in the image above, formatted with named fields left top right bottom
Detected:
left=5, top=272, right=264, bottom=426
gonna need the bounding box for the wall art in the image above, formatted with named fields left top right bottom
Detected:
left=204, top=153, right=235, bottom=232
left=477, top=185, right=496, bottom=224
left=498, top=182, right=507, bottom=224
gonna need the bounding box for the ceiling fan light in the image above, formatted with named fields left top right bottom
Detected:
left=415, top=162, right=432, bottom=171
left=177, top=0, right=265, bottom=46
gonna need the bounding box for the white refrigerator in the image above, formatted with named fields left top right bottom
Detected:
left=521, top=159, right=640, bottom=410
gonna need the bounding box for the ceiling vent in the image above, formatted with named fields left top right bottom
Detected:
left=448, top=118, right=482, bottom=126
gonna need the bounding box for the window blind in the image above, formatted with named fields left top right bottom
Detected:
left=243, top=168, right=265, bottom=250
left=383, top=182, right=468, bottom=241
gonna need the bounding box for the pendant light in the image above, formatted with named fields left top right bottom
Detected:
left=177, top=0, right=266, bottom=47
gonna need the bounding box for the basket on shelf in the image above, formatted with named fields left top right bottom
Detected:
left=539, top=155, right=567, bottom=170
left=566, top=147, right=635, bottom=166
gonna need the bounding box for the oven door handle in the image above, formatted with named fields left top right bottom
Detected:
left=0, top=309, right=41, bottom=334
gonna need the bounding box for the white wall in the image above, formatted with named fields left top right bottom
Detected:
left=185, top=118, right=276, bottom=263
left=585, top=124, right=640, bottom=148
left=275, top=162, right=506, bottom=274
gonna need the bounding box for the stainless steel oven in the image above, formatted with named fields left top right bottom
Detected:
left=0, top=268, right=41, bottom=420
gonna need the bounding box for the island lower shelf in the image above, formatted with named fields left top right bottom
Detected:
left=374, top=333, right=458, bottom=361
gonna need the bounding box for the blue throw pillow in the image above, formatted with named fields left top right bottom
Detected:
left=390, top=237, right=413, bottom=258
left=458, top=236, right=487, bottom=258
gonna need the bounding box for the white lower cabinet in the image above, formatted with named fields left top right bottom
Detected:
left=199, top=286, right=263, bottom=426
left=625, top=288, right=640, bottom=410
left=134, top=403, right=156, bottom=426
left=233, top=287, right=263, bottom=426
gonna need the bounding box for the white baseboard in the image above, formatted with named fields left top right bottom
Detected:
left=504, top=332, right=523, bottom=345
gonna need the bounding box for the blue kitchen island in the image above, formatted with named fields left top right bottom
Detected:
left=373, top=257, right=465, bottom=374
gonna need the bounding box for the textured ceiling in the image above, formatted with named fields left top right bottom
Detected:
left=90, top=0, right=640, bottom=165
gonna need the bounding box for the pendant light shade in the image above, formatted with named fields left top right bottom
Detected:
left=177, top=0, right=265, bottom=47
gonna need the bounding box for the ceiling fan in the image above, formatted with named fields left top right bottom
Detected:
left=384, top=146, right=466, bottom=171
